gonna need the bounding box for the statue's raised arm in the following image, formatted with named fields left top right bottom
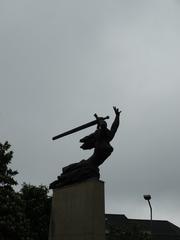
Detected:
left=109, top=106, right=121, bottom=141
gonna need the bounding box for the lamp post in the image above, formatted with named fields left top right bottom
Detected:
left=144, top=195, right=152, bottom=220
left=144, top=194, right=152, bottom=238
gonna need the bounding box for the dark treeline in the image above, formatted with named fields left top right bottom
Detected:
left=0, top=141, right=51, bottom=240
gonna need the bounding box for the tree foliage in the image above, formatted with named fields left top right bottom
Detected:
left=21, top=184, right=51, bottom=240
left=0, top=141, right=51, bottom=240
left=0, top=141, right=18, bottom=188
left=0, top=141, right=29, bottom=240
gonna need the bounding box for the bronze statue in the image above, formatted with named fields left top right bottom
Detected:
left=50, top=107, right=121, bottom=189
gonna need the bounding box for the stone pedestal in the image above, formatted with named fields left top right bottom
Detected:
left=49, top=179, right=105, bottom=240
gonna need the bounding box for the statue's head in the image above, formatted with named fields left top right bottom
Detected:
left=97, top=118, right=107, bottom=130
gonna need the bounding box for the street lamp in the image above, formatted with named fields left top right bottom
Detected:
left=144, top=194, right=153, bottom=238
left=143, top=194, right=152, bottom=220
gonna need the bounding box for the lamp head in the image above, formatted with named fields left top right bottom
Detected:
left=144, top=195, right=151, bottom=201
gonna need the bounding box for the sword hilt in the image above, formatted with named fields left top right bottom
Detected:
left=94, top=114, right=109, bottom=121
left=103, top=115, right=110, bottom=120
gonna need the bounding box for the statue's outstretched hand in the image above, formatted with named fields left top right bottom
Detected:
left=113, top=106, right=121, bottom=116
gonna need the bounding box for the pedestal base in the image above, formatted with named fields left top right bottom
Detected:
left=49, top=179, right=105, bottom=240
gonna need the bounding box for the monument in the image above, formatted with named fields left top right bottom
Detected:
left=49, top=107, right=121, bottom=240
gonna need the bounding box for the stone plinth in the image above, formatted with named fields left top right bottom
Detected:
left=48, top=179, right=105, bottom=240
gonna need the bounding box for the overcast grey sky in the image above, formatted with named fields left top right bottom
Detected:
left=1, top=0, right=180, bottom=226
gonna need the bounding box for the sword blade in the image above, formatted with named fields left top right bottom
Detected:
left=52, top=116, right=109, bottom=140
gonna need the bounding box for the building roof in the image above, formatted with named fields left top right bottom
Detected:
left=105, top=214, right=180, bottom=240
left=105, top=214, right=128, bottom=225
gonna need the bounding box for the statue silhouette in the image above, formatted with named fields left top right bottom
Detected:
left=50, top=107, right=121, bottom=189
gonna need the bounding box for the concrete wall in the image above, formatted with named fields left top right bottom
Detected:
left=49, top=179, right=105, bottom=240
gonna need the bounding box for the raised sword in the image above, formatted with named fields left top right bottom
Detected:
left=52, top=115, right=109, bottom=140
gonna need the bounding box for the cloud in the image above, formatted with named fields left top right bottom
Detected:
left=0, top=0, right=180, bottom=226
